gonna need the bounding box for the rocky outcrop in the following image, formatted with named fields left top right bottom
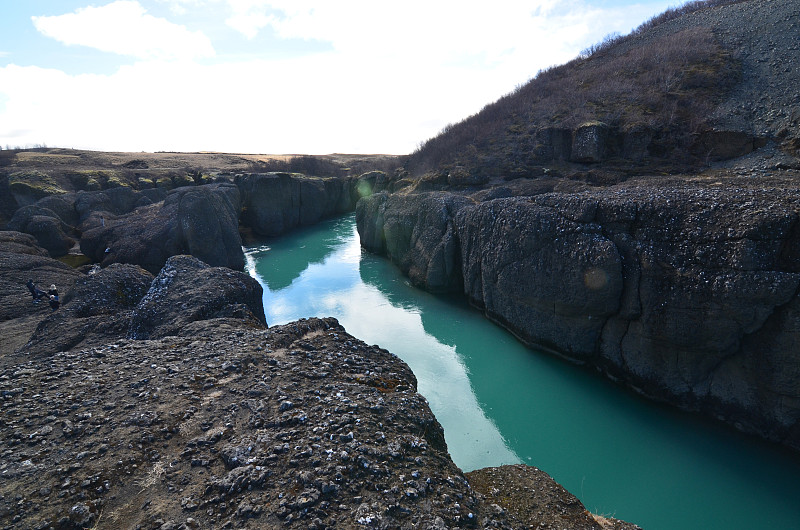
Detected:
left=74, top=186, right=165, bottom=223
left=0, top=315, right=512, bottom=529
left=236, top=173, right=357, bottom=237
left=6, top=205, right=76, bottom=256
left=3, top=187, right=169, bottom=257
left=0, top=231, right=81, bottom=323
left=357, top=192, right=471, bottom=291
left=80, top=183, right=245, bottom=273
left=467, top=465, right=641, bottom=530
left=0, top=230, right=642, bottom=529
left=128, top=255, right=266, bottom=340
left=356, top=175, right=800, bottom=450
left=21, top=263, right=154, bottom=355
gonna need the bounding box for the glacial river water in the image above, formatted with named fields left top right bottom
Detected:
left=245, top=214, right=800, bottom=530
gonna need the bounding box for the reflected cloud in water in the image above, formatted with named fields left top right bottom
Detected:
left=245, top=216, right=520, bottom=471
left=246, top=214, right=800, bottom=530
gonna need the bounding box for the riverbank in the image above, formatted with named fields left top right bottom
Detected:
left=0, top=230, right=641, bottom=529
left=246, top=213, right=800, bottom=530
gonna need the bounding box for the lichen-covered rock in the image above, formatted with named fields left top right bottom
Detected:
left=467, top=465, right=642, bottom=530
left=0, top=317, right=535, bottom=529
left=128, top=255, right=266, bottom=340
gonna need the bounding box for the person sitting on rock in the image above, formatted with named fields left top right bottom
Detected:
left=25, top=279, right=47, bottom=303
left=47, top=284, right=60, bottom=311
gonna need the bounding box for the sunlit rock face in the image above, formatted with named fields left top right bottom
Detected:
left=356, top=177, right=800, bottom=451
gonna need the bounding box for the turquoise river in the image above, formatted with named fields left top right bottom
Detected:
left=245, top=214, right=800, bottom=530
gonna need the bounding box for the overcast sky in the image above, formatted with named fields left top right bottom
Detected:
left=0, top=0, right=677, bottom=154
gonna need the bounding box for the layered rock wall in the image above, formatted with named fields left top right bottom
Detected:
left=356, top=179, right=800, bottom=449
left=236, top=173, right=358, bottom=237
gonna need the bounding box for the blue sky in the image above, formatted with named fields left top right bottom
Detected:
left=0, top=0, right=677, bottom=154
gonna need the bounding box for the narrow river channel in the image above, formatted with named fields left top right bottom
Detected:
left=245, top=213, right=800, bottom=530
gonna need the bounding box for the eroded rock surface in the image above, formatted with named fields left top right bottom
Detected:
left=0, top=317, right=518, bottom=529
left=467, top=465, right=641, bottom=530
left=0, top=231, right=81, bottom=323
left=356, top=174, right=800, bottom=450
left=236, top=173, right=357, bottom=237
left=128, top=255, right=266, bottom=340
left=20, top=263, right=154, bottom=356
left=80, top=183, right=244, bottom=273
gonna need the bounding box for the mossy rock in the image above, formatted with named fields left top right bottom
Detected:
left=58, top=254, right=93, bottom=268
left=67, top=170, right=133, bottom=190
left=172, top=174, right=194, bottom=188
left=8, top=170, right=68, bottom=202
left=106, top=174, right=131, bottom=189
left=154, top=177, right=174, bottom=189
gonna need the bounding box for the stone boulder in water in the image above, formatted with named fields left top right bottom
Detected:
left=128, top=255, right=266, bottom=340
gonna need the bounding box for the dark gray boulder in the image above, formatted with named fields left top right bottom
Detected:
left=80, top=183, right=244, bottom=274
left=74, top=186, right=143, bottom=222
left=35, top=194, right=79, bottom=226
left=173, top=183, right=243, bottom=271
left=21, top=263, right=154, bottom=355
left=128, top=255, right=266, bottom=340
left=6, top=205, right=76, bottom=257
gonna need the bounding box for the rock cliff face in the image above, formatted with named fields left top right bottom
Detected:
left=356, top=174, right=800, bottom=450
left=80, top=183, right=245, bottom=273
left=236, top=173, right=358, bottom=237
left=0, top=234, right=641, bottom=528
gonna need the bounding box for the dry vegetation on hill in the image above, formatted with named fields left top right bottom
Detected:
left=406, top=0, right=749, bottom=178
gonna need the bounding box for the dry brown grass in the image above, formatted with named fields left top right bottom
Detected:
left=407, top=3, right=741, bottom=178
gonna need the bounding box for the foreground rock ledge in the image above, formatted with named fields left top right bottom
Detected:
left=0, top=316, right=640, bottom=529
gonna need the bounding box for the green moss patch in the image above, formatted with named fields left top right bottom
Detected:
left=8, top=170, right=68, bottom=198
left=58, top=254, right=93, bottom=268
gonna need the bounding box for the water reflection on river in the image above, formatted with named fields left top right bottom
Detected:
left=245, top=214, right=800, bottom=530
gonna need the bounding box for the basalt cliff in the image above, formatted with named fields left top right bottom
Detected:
left=356, top=0, right=800, bottom=451
left=0, top=152, right=639, bottom=528
left=2, top=0, right=800, bottom=527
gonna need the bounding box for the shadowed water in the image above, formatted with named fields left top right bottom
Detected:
left=245, top=214, right=800, bottom=530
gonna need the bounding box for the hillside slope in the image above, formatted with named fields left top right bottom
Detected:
left=406, top=0, right=799, bottom=180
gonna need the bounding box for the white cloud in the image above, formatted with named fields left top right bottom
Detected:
left=157, top=0, right=210, bottom=15
left=32, top=1, right=215, bottom=60
left=1, top=1, right=677, bottom=154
